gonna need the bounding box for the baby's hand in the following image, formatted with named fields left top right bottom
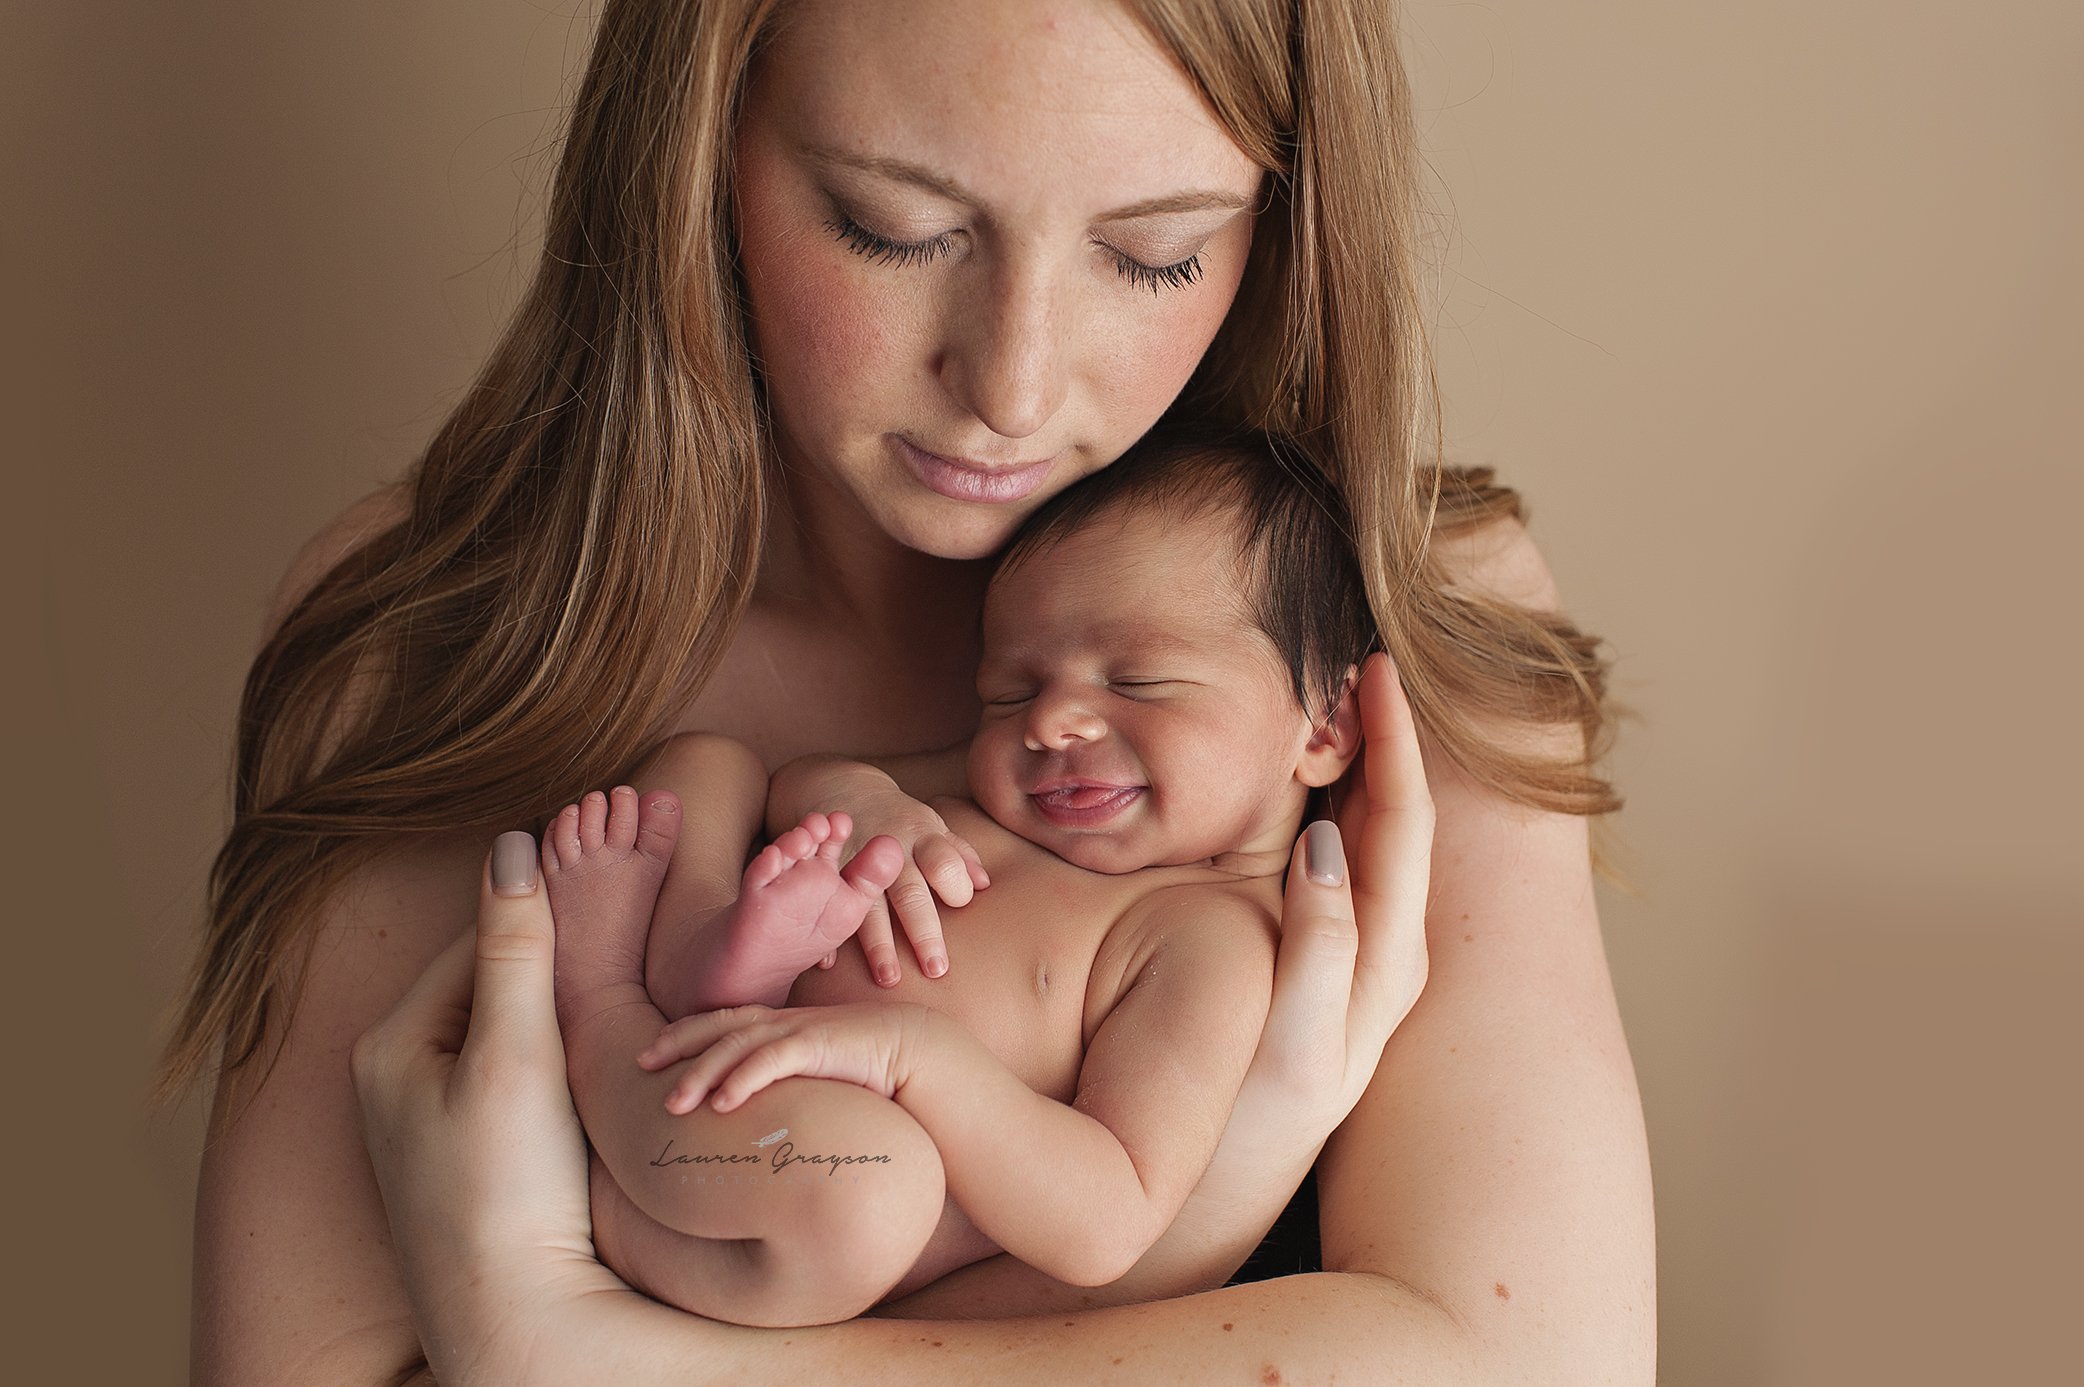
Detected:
left=635, top=1002, right=931, bottom=1112
left=769, top=760, right=990, bottom=987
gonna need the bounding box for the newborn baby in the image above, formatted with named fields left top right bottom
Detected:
left=543, top=430, right=1376, bottom=1327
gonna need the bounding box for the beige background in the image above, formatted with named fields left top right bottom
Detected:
left=11, top=1, right=2078, bottom=1381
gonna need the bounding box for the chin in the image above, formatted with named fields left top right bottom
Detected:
left=1041, top=835, right=1152, bottom=876
left=885, top=505, right=1027, bottom=562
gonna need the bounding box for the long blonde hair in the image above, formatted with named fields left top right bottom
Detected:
left=151, top=0, right=1624, bottom=1116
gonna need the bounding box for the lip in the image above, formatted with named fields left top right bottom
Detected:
left=1029, top=782, right=1146, bottom=828
left=895, top=435, right=1055, bottom=504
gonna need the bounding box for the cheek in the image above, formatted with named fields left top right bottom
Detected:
left=1083, top=263, right=1248, bottom=432
left=745, top=249, right=900, bottom=406
left=736, top=175, right=911, bottom=421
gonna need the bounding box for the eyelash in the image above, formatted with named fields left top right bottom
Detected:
left=825, top=214, right=1205, bottom=293
left=984, top=680, right=1170, bottom=706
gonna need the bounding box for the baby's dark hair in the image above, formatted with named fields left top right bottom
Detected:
left=995, top=426, right=1380, bottom=728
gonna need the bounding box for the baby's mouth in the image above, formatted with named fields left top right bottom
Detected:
left=1035, top=784, right=1137, bottom=810
left=1030, top=783, right=1145, bottom=826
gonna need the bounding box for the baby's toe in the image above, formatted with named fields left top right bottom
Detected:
left=604, top=785, right=641, bottom=852
left=577, top=790, right=610, bottom=851
left=551, top=803, right=583, bottom=867
left=633, top=790, right=681, bottom=866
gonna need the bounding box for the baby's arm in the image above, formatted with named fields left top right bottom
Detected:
left=642, top=886, right=1276, bottom=1287
left=907, top=888, right=1275, bottom=1283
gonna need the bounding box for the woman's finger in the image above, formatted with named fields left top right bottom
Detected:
left=456, top=830, right=566, bottom=1078
left=1261, top=820, right=1360, bottom=1079
left=1342, top=653, right=1435, bottom=1030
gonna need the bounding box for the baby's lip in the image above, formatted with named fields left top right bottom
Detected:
left=1028, top=776, right=1143, bottom=795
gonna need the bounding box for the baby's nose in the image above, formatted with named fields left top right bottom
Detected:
left=1024, top=696, right=1106, bottom=750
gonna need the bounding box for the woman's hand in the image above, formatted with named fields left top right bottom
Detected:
left=349, top=831, right=639, bottom=1385
left=1230, top=651, right=1436, bottom=1163
left=636, top=1000, right=932, bottom=1114
left=768, top=756, right=991, bottom=985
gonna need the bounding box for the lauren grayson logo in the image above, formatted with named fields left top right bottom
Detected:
left=649, top=1133, right=894, bottom=1183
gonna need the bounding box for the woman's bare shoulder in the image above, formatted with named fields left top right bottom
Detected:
left=192, top=827, right=482, bottom=1386
left=260, top=481, right=411, bottom=644
left=1316, top=518, right=1654, bottom=1379
left=1432, top=512, right=1563, bottom=614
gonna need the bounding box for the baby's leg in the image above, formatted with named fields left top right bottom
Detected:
left=584, top=1074, right=947, bottom=1327
left=626, top=732, right=903, bottom=1019
left=543, top=786, right=937, bottom=1325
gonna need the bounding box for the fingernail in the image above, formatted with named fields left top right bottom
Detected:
left=1304, top=820, right=1345, bottom=887
left=924, top=955, right=947, bottom=979
left=877, top=965, right=899, bottom=985
left=492, top=831, right=538, bottom=895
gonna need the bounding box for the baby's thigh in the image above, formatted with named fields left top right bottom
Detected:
left=651, top=1077, right=947, bottom=1254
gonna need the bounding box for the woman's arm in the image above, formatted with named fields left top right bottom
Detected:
left=191, top=830, right=489, bottom=1386
left=360, top=525, right=1651, bottom=1383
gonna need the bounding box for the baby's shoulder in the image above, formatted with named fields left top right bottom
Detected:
left=1103, top=876, right=1280, bottom=972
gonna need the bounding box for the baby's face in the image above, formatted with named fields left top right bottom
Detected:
left=967, top=503, right=1320, bottom=874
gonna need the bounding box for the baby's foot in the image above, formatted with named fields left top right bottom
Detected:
left=698, top=812, right=905, bottom=1008
left=542, top=785, right=681, bottom=1040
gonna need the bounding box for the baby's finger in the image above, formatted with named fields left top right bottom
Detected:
left=913, top=834, right=976, bottom=908
left=817, top=950, right=837, bottom=969
left=635, top=1005, right=775, bottom=1069
left=885, top=868, right=949, bottom=980
left=663, top=1022, right=786, bottom=1113
left=954, top=834, right=991, bottom=891
left=855, top=898, right=903, bottom=987
left=709, top=1037, right=811, bottom=1112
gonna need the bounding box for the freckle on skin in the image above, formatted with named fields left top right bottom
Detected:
left=1463, top=933, right=1473, bottom=942
left=1260, top=1366, right=1283, bottom=1385
left=1495, top=1282, right=1511, bottom=1300
left=1221, top=1322, right=1234, bottom=1331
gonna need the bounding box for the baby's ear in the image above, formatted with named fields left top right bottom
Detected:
left=1295, top=663, right=1363, bottom=788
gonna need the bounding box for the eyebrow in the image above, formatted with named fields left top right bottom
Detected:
left=983, top=622, right=1209, bottom=666
left=801, top=143, right=1254, bottom=221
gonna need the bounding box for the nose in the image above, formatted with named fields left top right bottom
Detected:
left=1023, top=688, right=1106, bottom=752
left=938, top=256, right=1070, bottom=441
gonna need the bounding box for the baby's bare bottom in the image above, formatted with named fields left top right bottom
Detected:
left=587, top=1065, right=954, bottom=1327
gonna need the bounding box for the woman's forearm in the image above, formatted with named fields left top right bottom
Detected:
left=518, top=1268, right=1488, bottom=1386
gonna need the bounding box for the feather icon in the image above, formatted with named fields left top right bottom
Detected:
left=752, top=1127, right=789, bottom=1148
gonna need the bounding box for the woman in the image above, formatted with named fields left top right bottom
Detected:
left=161, top=0, right=1654, bottom=1381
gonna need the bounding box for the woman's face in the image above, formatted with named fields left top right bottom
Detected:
left=732, top=0, right=1265, bottom=560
